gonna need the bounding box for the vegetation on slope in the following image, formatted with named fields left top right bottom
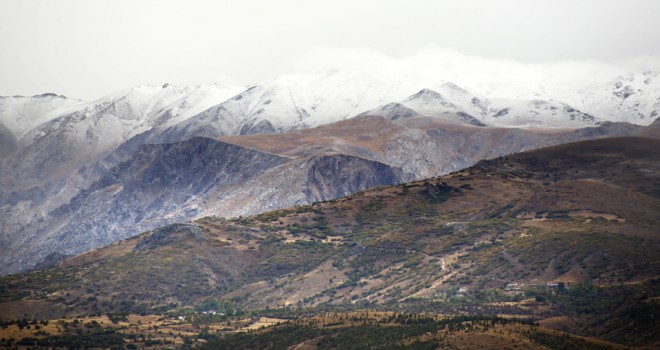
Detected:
left=0, top=137, right=659, bottom=347
left=202, top=313, right=623, bottom=350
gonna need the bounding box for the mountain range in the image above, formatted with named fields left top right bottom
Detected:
left=1, top=136, right=658, bottom=347
left=1, top=71, right=659, bottom=275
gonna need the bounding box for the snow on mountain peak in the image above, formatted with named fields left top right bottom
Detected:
left=575, top=72, right=660, bottom=125
left=483, top=98, right=599, bottom=128
left=11, top=83, right=243, bottom=174
left=357, top=102, right=420, bottom=121
left=5, top=70, right=660, bottom=152
left=163, top=71, right=421, bottom=139
left=0, top=94, right=85, bottom=140
left=357, top=86, right=487, bottom=127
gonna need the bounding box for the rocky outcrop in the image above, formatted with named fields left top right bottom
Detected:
left=304, top=154, right=406, bottom=201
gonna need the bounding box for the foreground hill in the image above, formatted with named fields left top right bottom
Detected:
left=1, top=137, right=659, bottom=347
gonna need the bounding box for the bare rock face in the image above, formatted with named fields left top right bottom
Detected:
left=240, top=119, right=278, bottom=135
left=304, top=154, right=406, bottom=201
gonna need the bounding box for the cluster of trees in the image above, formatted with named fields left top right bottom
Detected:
left=199, top=314, right=542, bottom=350
left=0, top=318, right=48, bottom=330
left=4, top=328, right=125, bottom=349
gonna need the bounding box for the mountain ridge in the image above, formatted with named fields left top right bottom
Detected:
left=1, top=136, right=657, bottom=347
left=1, top=71, right=659, bottom=275
left=1, top=114, right=657, bottom=275
left=0, top=136, right=410, bottom=275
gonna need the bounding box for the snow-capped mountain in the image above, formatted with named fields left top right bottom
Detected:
left=3, top=84, right=241, bottom=189
left=2, top=70, right=657, bottom=210
left=19, top=83, right=241, bottom=149
left=0, top=93, right=84, bottom=142
left=359, top=83, right=599, bottom=128
left=577, top=71, right=660, bottom=125
left=358, top=83, right=488, bottom=126
left=0, top=83, right=243, bottom=274
left=400, top=88, right=485, bottom=126
left=483, top=98, right=598, bottom=127
left=1, top=70, right=659, bottom=275
left=0, top=83, right=243, bottom=231
left=159, top=71, right=417, bottom=141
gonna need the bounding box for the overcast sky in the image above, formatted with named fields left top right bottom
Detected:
left=2, top=0, right=660, bottom=100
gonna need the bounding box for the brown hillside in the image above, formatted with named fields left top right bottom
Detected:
left=1, top=136, right=658, bottom=347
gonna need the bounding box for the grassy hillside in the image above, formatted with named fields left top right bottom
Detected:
left=1, top=137, right=658, bottom=347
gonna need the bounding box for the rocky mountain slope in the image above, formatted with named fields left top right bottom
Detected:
left=1, top=71, right=659, bottom=276
left=1, top=136, right=658, bottom=347
left=1, top=84, right=240, bottom=193
left=0, top=85, right=242, bottom=270
left=1, top=114, right=655, bottom=275
left=0, top=133, right=409, bottom=275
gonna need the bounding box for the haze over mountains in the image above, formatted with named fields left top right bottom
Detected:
left=1, top=70, right=659, bottom=275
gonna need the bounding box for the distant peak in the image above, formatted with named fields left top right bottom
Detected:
left=358, top=102, right=419, bottom=121
left=439, top=81, right=468, bottom=92
left=32, top=93, right=67, bottom=99
left=411, top=88, right=444, bottom=99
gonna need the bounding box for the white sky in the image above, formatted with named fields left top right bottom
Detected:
left=1, top=0, right=660, bottom=100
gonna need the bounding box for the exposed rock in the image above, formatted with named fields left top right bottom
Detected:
left=304, top=154, right=405, bottom=201
left=240, top=119, right=278, bottom=135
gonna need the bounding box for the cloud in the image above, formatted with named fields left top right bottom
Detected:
left=293, top=45, right=659, bottom=92
left=617, top=54, right=660, bottom=73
